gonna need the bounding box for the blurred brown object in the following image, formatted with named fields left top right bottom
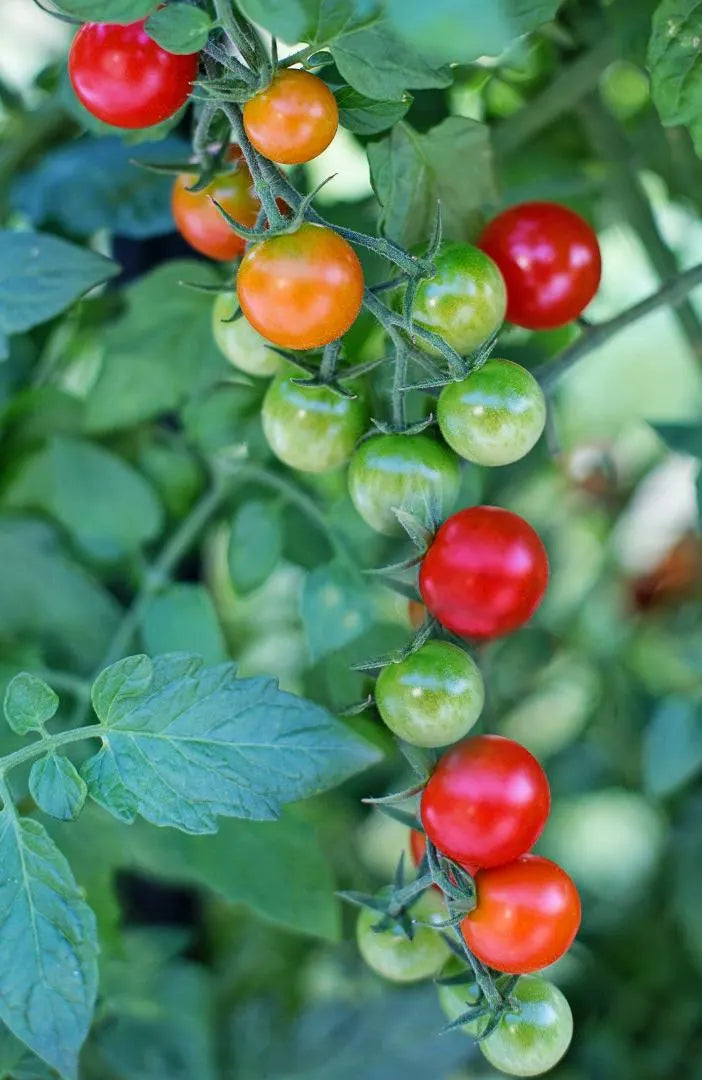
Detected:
left=630, top=533, right=702, bottom=612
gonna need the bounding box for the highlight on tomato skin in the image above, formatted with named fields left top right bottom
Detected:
left=171, top=155, right=259, bottom=262
left=243, top=68, right=339, bottom=165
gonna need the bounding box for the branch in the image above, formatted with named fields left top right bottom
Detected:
left=536, top=262, right=702, bottom=389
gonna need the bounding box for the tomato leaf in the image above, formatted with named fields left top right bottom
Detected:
left=301, top=562, right=372, bottom=662
left=331, top=22, right=452, bottom=100
left=0, top=811, right=98, bottom=1078
left=236, top=0, right=365, bottom=45
left=29, top=755, right=88, bottom=822
left=145, top=3, right=212, bottom=53
left=643, top=698, right=702, bottom=796
left=228, top=500, right=282, bottom=596
left=0, top=232, right=119, bottom=361
left=54, top=0, right=157, bottom=20
left=368, top=117, right=497, bottom=246
left=85, top=653, right=380, bottom=831
left=651, top=419, right=702, bottom=458
left=142, top=584, right=228, bottom=664
left=648, top=0, right=702, bottom=154
left=335, top=86, right=412, bottom=135
left=4, top=673, right=58, bottom=735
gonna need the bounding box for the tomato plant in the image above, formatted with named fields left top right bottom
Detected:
left=68, top=20, right=199, bottom=129
left=172, top=154, right=259, bottom=261
left=479, top=976, right=574, bottom=1077
left=419, top=506, right=550, bottom=639
left=356, top=891, right=451, bottom=982
left=243, top=69, right=339, bottom=164
left=212, top=293, right=283, bottom=376
left=262, top=374, right=367, bottom=472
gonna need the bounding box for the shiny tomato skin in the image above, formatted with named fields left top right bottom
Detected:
left=479, top=202, right=601, bottom=330
left=212, top=294, right=283, bottom=376
left=421, top=735, right=550, bottom=871
left=479, top=976, right=574, bottom=1076
left=356, top=890, right=450, bottom=982
left=262, top=374, right=367, bottom=473
left=172, top=156, right=259, bottom=262
left=236, top=223, right=364, bottom=350
left=68, top=21, right=198, bottom=129
left=462, top=855, right=581, bottom=974
left=419, top=506, right=549, bottom=640
left=243, top=69, right=338, bottom=165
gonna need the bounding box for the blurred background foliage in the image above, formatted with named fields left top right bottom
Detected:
left=1, top=0, right=702, bottom=1077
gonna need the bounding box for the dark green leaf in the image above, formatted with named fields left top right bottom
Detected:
left=0, top=232, right=119, bottom=360
left=301, top=562, right=372, bottom=661
left=652, top=420, right=702, bottom=457
left=228, top=500, right=282, bottom=595
left=29, top=755, right=88, bottom=821
left=644, top=699, right=702, bottom=796
left=331, top=22, right=452, bottom=100
left=87, top=653, right=380, bottom=831
left=0, top=811, right=97, bottom=1078
left=648, top=0, right=702, bottom=153
left=4, top=673, right=58, bottom=735
left=368, top=117, right=497, bottom=245
left=145, top=4, right=212, bottom=53
left=335, top=86, right=412, bottom=134
left=4, top=436, right=164, bottom=560
left=142, top=584, right=228, bottom=664
left=84, top=261, right=227, bottom=432
left=56, top=0, right=156, bottom=19
left=236, top=0, right=363, bottom=45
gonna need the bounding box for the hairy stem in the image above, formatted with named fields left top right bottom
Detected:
left=0, top=725, right=104, bottom=778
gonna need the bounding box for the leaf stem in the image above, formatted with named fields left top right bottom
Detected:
left=0, top=725, right=104, bottom=778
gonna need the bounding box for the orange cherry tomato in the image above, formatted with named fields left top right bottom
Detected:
left=236, top=222, right=364, bottom=350
left=171, top=150, right=259, bottom=262
left=243, top=68, right=339, bottom=165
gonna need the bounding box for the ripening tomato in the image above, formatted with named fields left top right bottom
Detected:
left=212, top=294, right=282, bottom=376
left=172, top=153, right=259, bottom=261
left=356, top=890, right=450, bottom=982
left=437, top=359, right=546, bottom=466
left=421, top=735, right=550, bottom=871
left=262, top=374, right=366, bottom=473
left=375, top=641, right=484, bottom=748
left=480, top=976, right=573, bottom=1076
left=462, top=855, right=581, bottom=974
left=243, top=68, right=339, bottom=165
left=68, top=20, right=198, bottom=129
left=348, top=434, right=460, bottom=536
left=479, top=202, right=601, bottom=330
left=411, top=243, right=507, bottom=356
left=237, top=223, right=364, bottom=350
left=419, top=506, right=549, bottom=639
left=410, top=829, right=428, bottom=868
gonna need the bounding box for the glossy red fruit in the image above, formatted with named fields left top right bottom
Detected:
left=420, top=735, right=550, bottom=872
left=419, top=506, right=549, bottom=640
left=69, top=20, right=199, bottom=130
left=172, top=150, right=259, bottom=261
left=462, top=855, right=582, bottom=974
left=479, top=201, right=601, bottom=330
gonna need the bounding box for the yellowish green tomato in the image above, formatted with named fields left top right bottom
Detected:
left=437, top=956, right=483, bottom=1037
left=356, top=890, right=450, bottom=982
left=262, top=375, right=367, bottom=473
left=212, top=293, right=282, bottom=377
left=480, top=976, right=573, bottom=1077
left=347, top=434, right=460, bottom=536
left=412, top=243, right=507, bottom=356
left=437, top=359, right=546, bottom=466
left=375, top=641, right=484, bottom=747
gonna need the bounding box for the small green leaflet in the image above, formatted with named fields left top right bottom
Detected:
left=145, top=4, right=213, bottom=54
left=0, top=812, right=98, bottom=1079
left=142, top=584, right=228, bottom=665
left=648, top=0, right=702, bottom=154
left=83, top=653, right=380, bottom=831
left=368, top=117, right=497, bottom=246
left=0, top=232, right=119, bottom=361
left=3, top=672, right=58, bottom=735
left=335, top=87, right=412, bottom=135
left=228, top=500, right=282, bottom=595
left=301, top=562, right=372, bottom=661
left=29, top=755, right=88, bottom=822
left=55, top=0, right=156, bottom=20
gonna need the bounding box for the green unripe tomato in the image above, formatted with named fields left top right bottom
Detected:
left=347, top=434, right=460, bottom=536
left=212, top=293, right=282, bottom=377
left=412, top=243, right=507, bottom=357
left=375, top=641, right=484, bottom=747
left=437, top=956, right=482, bottom=1037
left=479, top=976, right=573, bottom=1077
left=437, top=359, right=546, bottom=466
left=262, top=375, right=366, bottom=473
left=356, top=890, right=450, bottom=982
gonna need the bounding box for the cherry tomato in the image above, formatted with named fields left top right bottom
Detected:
left=262, top=374, right=366, bottom=473
left=479, top=202, right=601, bottom=330
left=243, top=68, right=339, bottom=165
left=421, top=735, right=550, bottom=871
left=348, top=434, right=460, bottom=536
left=172, top=153, right=260, bottom=261
left=437, top=956, right=482, bottom=1036
left=419, top=506, right=549, bottom=639
left=462, top=855, right=581, bottom=974
left=411, top=243, right=506, bottom=356
left=438, top=359, right=546, bottom=466
left=356, top=890, right=450, bottom=982
left=68, top=20, right=198, bottom=130
left=410, top=829, right=428, bottom=868
left=237, top=223, right=364, bottom=350
left=408, top=600, right=427, bottom=629
left=212, top=294, right=283, bottom=377
left=480, top=976, right=573, bottom=1076
left=376, top=642, right=484, bottom=748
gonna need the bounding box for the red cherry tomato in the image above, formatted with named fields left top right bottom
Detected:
left=410, top=829, right=427, bottom=867
left=172, top=151, right=259, bottom=261
left=419, top=506, right=549, bottom=640
left=420, top=735, right=550, bottom=872
left=479, top=201, right=601, bottom=330
left=69, top=20, right=199, bottom=130
left=462, top=855, right=581, bottom=974
left=243, top=69, right=339, bottom=165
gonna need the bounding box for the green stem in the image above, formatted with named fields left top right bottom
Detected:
left=192, top=102, right=217, bottom=167
left=212, top=0, right=260, bottom=70
left=278, top=44, right=321, bottom=68
left=0, top=725, right=104, bottom=778
left=221, top=103, right=285, bottom=228
left=536, top=262, right=702, bottom=389
left=320, top=340, right=341, bottom=381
